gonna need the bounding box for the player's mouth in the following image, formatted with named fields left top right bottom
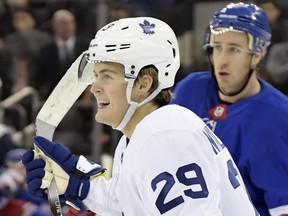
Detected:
left=97, top=100, right=110, bottom=109
left=217, top=71, right=230, bottom=82
left=218, top=71, right=229, bottom=76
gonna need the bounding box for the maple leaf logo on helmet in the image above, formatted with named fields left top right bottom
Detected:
left=139, top=20, right=155, bottom=35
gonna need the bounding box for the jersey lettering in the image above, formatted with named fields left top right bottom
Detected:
left=203, top=126, right=225, bottom=154
left=227, top=159, right=240, bottom=189
left=202, top=117, right=217, bottom=132
left=203, top=126, right=241, bottom=189
left=151, top=163, right=208, bottom=214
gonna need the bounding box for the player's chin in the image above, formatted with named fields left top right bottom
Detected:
left=95, top=114, right=112, bottom=127
left=95, top=113, right=104, bottom=123
left=219, top=86, right=237, bottom=96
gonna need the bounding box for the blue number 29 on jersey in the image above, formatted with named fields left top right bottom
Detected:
left=151, top=163, right=208, bottom=214
left=151, top=126, right=241, bottom=214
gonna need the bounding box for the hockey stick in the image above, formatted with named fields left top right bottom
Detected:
left=34, top=53, right=92, bottom=216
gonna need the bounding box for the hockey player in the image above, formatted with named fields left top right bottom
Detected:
left=22, top=17, right=258, bottom=215
left=171, top=2, right=288, bottom=216
left=0, top=149, right=51, bottom=216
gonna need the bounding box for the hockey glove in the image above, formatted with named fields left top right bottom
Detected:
left=22, top=136, right=106, bottom=211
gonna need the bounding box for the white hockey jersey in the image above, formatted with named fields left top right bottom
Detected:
left=83, top=104, right=258, bottom=216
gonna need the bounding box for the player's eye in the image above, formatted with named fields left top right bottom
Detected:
left=228, top=46, right=241, bottom=53
left=212, top=44, right=222, bottom=52
left=103, top=73, right=113, bottom=80
left=96, top=72, right=113, bottom=82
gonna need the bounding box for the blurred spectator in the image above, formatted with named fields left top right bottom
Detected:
left=107, top=2, right=132, bottom=22
left=255, top=0, right=288, bottom=46
left=0, top=38, right=13, bottom=99
left=0, top=194, right=50, bottom=216
left=2, top=149, right=50, bottom=207
left=254, top=0, right=288, bottom=83
left=27, top=1, right=49, bottom=28
left=0, top=0, right=29, bottom=37
left=265, top=41, right=288, bottom=94
left=0, top=149, right=50, bottom=216
left=43, top=0, right=98, bottom=38
left=4, top=148, right=26, bottom=170
left=4, top=10, right=52, bottom=93
left=0, top=123, right=16, bottom=167
left=31, top=9, right=89, bottom=100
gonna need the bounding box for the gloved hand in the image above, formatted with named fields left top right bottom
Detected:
left=22, top=136, right=106, bottom=211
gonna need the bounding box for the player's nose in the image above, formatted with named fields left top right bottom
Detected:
left=216, top=52, right=229, bottom=69
left=90, top=81, right=102, bottom=95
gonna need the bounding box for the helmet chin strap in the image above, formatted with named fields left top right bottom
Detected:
left=113, top=79, right=163, bottom=131
left=215, top=68, right=254, bottom=97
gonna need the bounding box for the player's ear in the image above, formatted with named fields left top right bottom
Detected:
left=251, top=45, right=265, bottom=69
left=132, top=74, right=153, bottom=102
left=139, top=74, right=153, bottom=91
left=251, top=52, right=263, bottom=69
left=133, top=73, right=153, bottom=91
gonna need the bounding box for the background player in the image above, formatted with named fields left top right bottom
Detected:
left=23, top=17, right=258, bottom=215
left=0, top=149, right=50, bottom=216
left=171, top=2, right=288, bottom=216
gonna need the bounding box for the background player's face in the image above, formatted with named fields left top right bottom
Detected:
left=211, top=31, right=258, bottom=95
left=90, top=62, right=129, bottom=128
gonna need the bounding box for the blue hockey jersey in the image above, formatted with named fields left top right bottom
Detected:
left=171, top=71, right=288, bottom=216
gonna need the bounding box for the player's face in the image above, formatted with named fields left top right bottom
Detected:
left=90, top=62, right=129, bottom=128
left=211, top=31, right=257, bottom=96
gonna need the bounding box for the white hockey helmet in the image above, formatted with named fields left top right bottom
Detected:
left=79, top=17, right=180, bottom=130
left=87, top=17, right=179, bottom=88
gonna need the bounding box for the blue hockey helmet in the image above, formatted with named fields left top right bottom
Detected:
left=205, top=2, right=271, bottom=54
left=4, top=149, right=26, bottom=167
